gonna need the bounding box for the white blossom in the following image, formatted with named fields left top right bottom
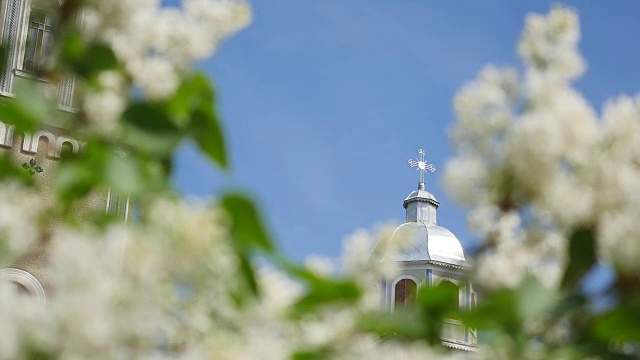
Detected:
left=6, top=4, right=640, bottom=358
left=518, top=6, right=585, bottom=81
left=304, top=254, right=335, bottom=276
left=83, top=72, right=126, bottom=134
left=342, top=224, right=400, bottom=280
left=78, top=0, right=250, bottom=127
left=0, top=182, right=43, bottom=263
left=445, top=5, right=634, bottom=293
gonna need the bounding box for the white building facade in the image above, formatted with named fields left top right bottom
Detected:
left=0, top=0, right=128, bottom=298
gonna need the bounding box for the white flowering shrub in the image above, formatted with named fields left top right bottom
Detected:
left=444, top=5, right=640, bottom=359
left=0, top=2, right=637, bottom=359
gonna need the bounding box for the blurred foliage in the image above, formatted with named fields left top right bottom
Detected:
left=0, top=2, right=637, bottom=359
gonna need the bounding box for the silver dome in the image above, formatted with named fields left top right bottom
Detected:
left=389, top=221, right=467, bottom=266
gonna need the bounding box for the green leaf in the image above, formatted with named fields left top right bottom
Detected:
left=561, top=227, right=597, bottom=290
left=593, top=291, right=640, bottom=343
left=415, top=284, right=462, bottom=344
left=80, top=44, right=118, bottom=75
left=188, top=75, right=227, bottom=169
left=168, top=73, right=227, bottom=169
left=516, top=275, right=557, bottom=321
left=417, top=282, right=460, bottom=315
left=293, top=276, right=361, bottom=314
left=61, top=30, right=118, bottom=78
left=275, top=259, right=362, bottom=314
left=191, top=107, right=227, bottom=170
left=121, top=103, right=182, bottom=155
left=0, top=102, right=38, bottom=132
left=220, top=192, right=274, bottom=254
left=60, top=29, right=85, bottom=60
left=123, top=103, right=178, bottom=133
left=55, top=160, right=99, bottom=203
left=237, top=253, right=259, bottom=298
left=105, top=151, right=144, bottom=194
left=461, top=288, right=520, bottom=331
left=594, top=309, right=639, bottom=342
left=54, top=140, right=109, bottom=204
left=292, top=348, right=333, bottom=360
left=220, top=193, right=274, bottom=302
left=0, top=156, right=33, bottom=184
left=357, top=310, right=425, bottom=340
left=0, top=79, right=56, bottom=132
left=168, top=73, right=214, bottom=121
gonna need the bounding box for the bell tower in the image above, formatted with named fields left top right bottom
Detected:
left=379, top=149, right=477, bottom=352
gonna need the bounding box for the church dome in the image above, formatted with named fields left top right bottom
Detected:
left=382, top=148, right=468, bottom=267
left=389, top=221, right=467, bottom=266
left=375, top=150, right=476, bottom=351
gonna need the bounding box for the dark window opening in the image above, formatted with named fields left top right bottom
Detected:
left=23, top=10, right=54, bottom=73
left=394, top=278, right=417, bottom=310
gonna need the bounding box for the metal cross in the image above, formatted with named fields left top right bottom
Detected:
left=407, top=149, right=435, bottom=184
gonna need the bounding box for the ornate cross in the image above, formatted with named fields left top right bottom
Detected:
left=407, top=149, right=435, bottom=184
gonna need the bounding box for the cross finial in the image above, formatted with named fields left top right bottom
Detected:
left=407, top=149, right=435, bottom=185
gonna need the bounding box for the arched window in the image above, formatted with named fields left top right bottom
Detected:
left=394, top=278, right=417, bottom=310
left=0, top=268, right=46, bottom=301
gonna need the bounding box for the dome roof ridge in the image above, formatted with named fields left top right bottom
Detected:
left=381, top=149, right=468, bottom=266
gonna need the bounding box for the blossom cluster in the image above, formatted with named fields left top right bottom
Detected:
left=0, top=191, right=459, bottom=358
left=445, top=5, right=640, bottom=290
left=3, top=1, right=459, bottom=357
left=0, top=182, right=43, bottom=263
left=78, top=0, right=250, bottom=132
left=3, top=2, right=636, bottom=358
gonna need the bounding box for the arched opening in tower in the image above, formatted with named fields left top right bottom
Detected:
left=394, top=278, right=417, bottom=310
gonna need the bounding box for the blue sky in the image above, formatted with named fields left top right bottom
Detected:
left=174, top=1, right=640, bottom=261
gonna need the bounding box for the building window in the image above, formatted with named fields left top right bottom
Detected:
left=394, top=278, right=417, bottom=310
left=23, top=9, right=54, bottom=73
